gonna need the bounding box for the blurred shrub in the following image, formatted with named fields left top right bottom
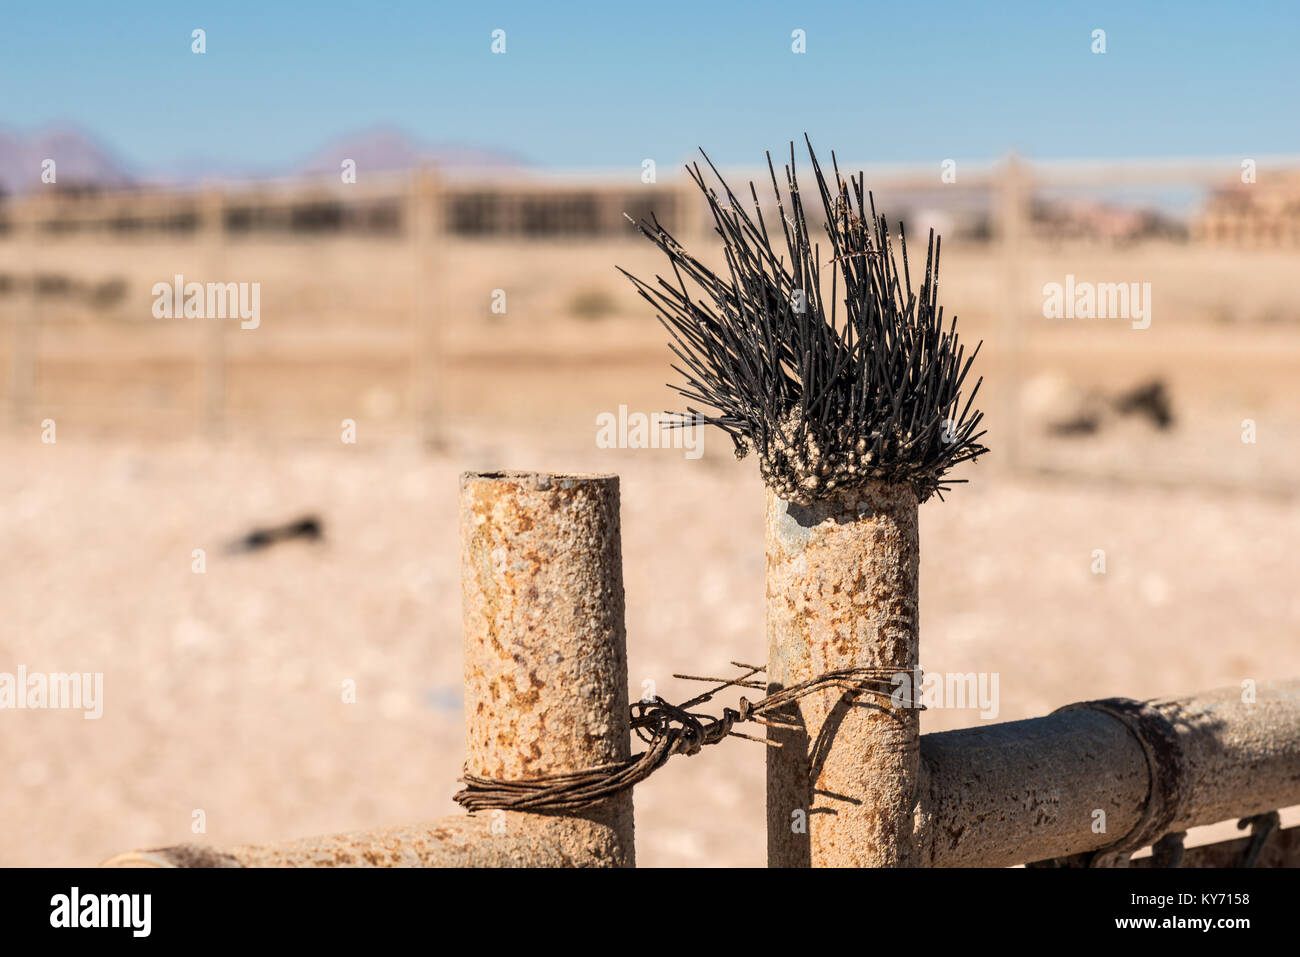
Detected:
left=568, top=286, right=617, bottom=321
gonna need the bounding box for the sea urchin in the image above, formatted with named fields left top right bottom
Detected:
left=619, top=136, right=988, bottom=504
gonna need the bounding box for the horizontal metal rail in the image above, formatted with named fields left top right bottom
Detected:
left=106, top=678, right=1300, bottom=868
left=102, top=813, right=625, bottom=868
left=920, top=680, right=1300, bottom=867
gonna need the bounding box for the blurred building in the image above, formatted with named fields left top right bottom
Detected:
left=1192, top=172, right=1300, bottom=246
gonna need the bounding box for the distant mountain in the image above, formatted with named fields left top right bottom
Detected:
left=295, top=127, right=530, bottom=178
left=0, top=124, right=530, bottom=195
left=0, top=126, right=134, bottom=195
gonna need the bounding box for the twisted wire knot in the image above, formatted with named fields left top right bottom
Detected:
left=455, top=661, right=919, bottom=813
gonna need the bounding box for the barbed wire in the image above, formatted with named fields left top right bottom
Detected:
left=454, top=661, right=920, bottom=813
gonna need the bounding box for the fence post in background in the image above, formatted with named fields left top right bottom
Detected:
left=675, top=164, right=704, bottom=244
left=411, top=166, right=444, bottom=449
left=995, top=154, right=1028, bottom=472
left=9, top=198, right=41, bottom=426
left=200, top=187, right=226, bottom=438
left=460, top=470, right=635, bottom=866
left=766, top=483, right=921, bottom=867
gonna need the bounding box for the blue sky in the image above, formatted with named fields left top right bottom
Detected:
left=1, top=1, right=1296, bottom=172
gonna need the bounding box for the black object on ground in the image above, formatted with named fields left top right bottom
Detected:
left=228, top=515, right=324, bottom=553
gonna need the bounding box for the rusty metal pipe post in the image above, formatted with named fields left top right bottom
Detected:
left=766, top=482, right=921, bottom=867
left=459, top=470, right=635, bottom=866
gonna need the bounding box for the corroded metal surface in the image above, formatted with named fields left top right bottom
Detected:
left=765, top=482, right=921, bottom=867
left=102, top=812, right=630, bottom=868
left=1159, top=681, right=1300, bottom=834
left=917, top=708, right=1146, bottom=867
left=1047, top=697, right=1192, bottom=866
left=459, top=470, right=634, bottom=863
left=918, top=679, right=1300, bottom=867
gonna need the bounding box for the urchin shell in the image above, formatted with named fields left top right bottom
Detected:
left=619, top=136, right=988, bottom=504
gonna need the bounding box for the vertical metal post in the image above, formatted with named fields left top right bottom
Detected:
left=459, top=470, right=635, bottom=866
left=766, top=482, right=921, bottom=867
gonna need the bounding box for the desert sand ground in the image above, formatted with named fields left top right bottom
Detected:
left=1, top=234, right=1297, bottom=866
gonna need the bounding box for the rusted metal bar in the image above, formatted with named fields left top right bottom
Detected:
left=766, top=482, right=921, bottom=867
left=105, top=470, right=635, bottom=867
left=918, top=679, right=1300, bottom=867
left=102, top=813, right=628, bottom=868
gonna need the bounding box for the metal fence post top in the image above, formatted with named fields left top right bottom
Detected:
left=460, top=470, right=618, bottom=492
